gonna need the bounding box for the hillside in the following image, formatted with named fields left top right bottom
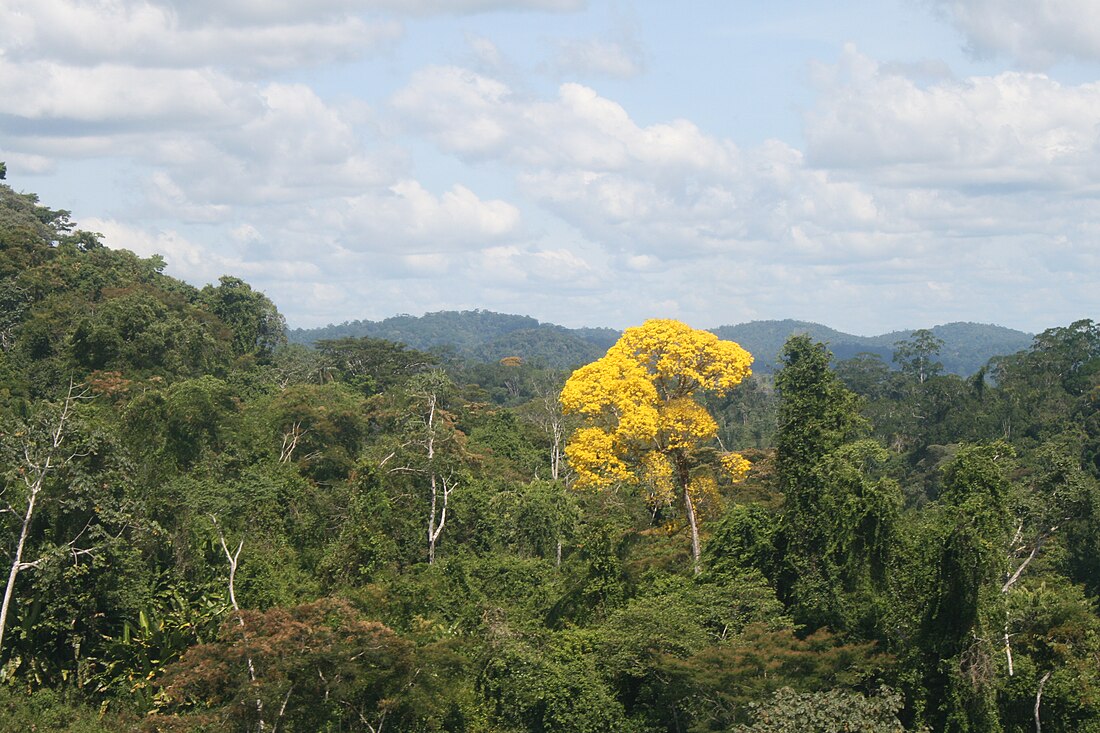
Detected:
left=714, top=319, right=1034, bottom=375
left=289, top=310, right=620, bottom=369
left=294, top=313, right=1032, bottom=375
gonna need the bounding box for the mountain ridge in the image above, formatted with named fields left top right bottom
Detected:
left=289, top=311, right=1033, bottom=375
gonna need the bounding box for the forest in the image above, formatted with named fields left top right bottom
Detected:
left=3, top=168, right=1100, bottom=732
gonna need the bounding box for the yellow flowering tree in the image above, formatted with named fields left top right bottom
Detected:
left=559, top=319, right=753, bottom=573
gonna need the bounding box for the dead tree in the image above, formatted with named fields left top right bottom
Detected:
left=0, top=381, right=88, bottom=659
left=211, top=515, right=270, bottom=731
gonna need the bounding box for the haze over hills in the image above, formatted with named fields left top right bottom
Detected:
left=714, top=319, right=1035, bottom=375
left=289, top=311, right=1034, bottom=375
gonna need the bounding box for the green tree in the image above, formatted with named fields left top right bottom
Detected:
left=773, top=335, right=887, bottom=629
left=0, top=384, right=84, bottom=663
left=774, top=335, right=867, bottom=505
left=368, top=370, right=473, bottom=564
left=894, top=329, right=945, bottom=385
left=919, top=443, right=1014, bottom=733
left=316, top=335, right=437, bottom=395
left=201, top=276, right=286, bottom=360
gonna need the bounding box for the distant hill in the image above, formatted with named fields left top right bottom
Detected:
left=288, top=310, right=619, bottom=370
left=291, top=312, right=1033, bottom=376
left=713, top=320, right=1034, bottom=375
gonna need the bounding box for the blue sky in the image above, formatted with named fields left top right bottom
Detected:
left=3, top=0, right=1100, bottom=335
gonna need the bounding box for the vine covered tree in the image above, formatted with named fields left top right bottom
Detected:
left=559, top=319, right=753, bottom=573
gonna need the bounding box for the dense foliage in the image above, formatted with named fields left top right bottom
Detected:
left=288, top=311, right=620, bottom=370
left=3, top=173, right=1100, bottom=732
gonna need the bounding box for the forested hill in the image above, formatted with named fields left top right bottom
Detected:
left=288, top=311, right=620, bottom=369
left=715, top=319, right=1034, bottom=375
left=293, top=312, right=1031, bottom=375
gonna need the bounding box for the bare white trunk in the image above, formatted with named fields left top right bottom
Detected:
left=674, top=454, right=701, bottom=575
left=212, top=516, right=263, bottom=730
left=428, top=472, right=439, bottom=564
left=0, top=381, right=79, bottom=660
left=1035, top=670, right=1052, bottom=733
left=428, top=474, right=453, bottom=564
left=279, top=422, right=305, bottom=463
left=1002, top=524, right=1054, bottom=679
left=529, top=381, right=566, bottom=482
left=549, top=417, right=563, bottom=481
left=272, top=683, right=293, bottom=733
left=683, top=485, right=701, bottom=575
left=1004, top=534, right=1048, bottom=593
left=425, top=392, right=438, bottom=564
left=0, top=482, right=39, bottom=657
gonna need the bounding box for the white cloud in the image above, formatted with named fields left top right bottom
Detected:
left=5, top=0, right=1098, bottom=335
left=340, top=181, right=522, bottom=253
left=141, top=83, right=398, bottom=211
left=393, top=66, right=846, bottom=261
left=80, top=217, right=236, bottom=283
left=806, top=46, right=1100, bottom=188
left=932, top=0, right=1100, bottom=67
left=0, top=0, right=401, bottom=72
left=393, top=67, right=737, bottom=175
left=0, top=0, right=584, bottom=75
left=393, top=66, right=913, bottom=263
left=392, top=67, right=513, bottom=156
left=385, top=57, right=1100, bottom=332
left=0, top=60, right=261, bottom=128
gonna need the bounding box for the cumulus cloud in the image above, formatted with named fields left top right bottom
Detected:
left=806, top=45, right=1100, bottom=188
left=144, top=83, right=399, bottom=211
left=465, top=33, right=505, bottom=68
left=5, top=0, right=1098, bottom=334
left=0, top=0, right=584, bottom=73
left=931, top=0, right=1100, bottom=68
left=339, top=181, right=522, bottom=253
left=393, top=67, right=736, bottom=174
left=0, top=0, right=401, bottom=72
left=393, top=65, right=896, bottom=262
left=0, top=60, right=261, bottom=129
left=385, top=57, right=1100, bottom=331
left=77, top=217, right=316, bottom=284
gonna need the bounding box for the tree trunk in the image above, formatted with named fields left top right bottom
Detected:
left=212, top=516, right=263, bottom=730
left=683, top=484, right=701, bottom=575
left=550, top=416, right=563, bottom=481
left=0, top=382, right=78, bottom=660
left=0, top=482, right=40, bottom=657
left=428, top=472, right=440, bottom=564
left=1035, top=670, right=1052, bottom=733
left=675, top=453, right=701, bottom=575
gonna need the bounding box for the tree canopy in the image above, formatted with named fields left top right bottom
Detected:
left=4, top=170, right=1100, bottom=733
left=560, top=319, right=753, bottom=572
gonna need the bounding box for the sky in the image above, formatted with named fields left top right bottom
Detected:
left=2, top=1, right=1100, bottom=335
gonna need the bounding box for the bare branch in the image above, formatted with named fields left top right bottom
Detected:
left=1003, top=531, right=1052, bottom=594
